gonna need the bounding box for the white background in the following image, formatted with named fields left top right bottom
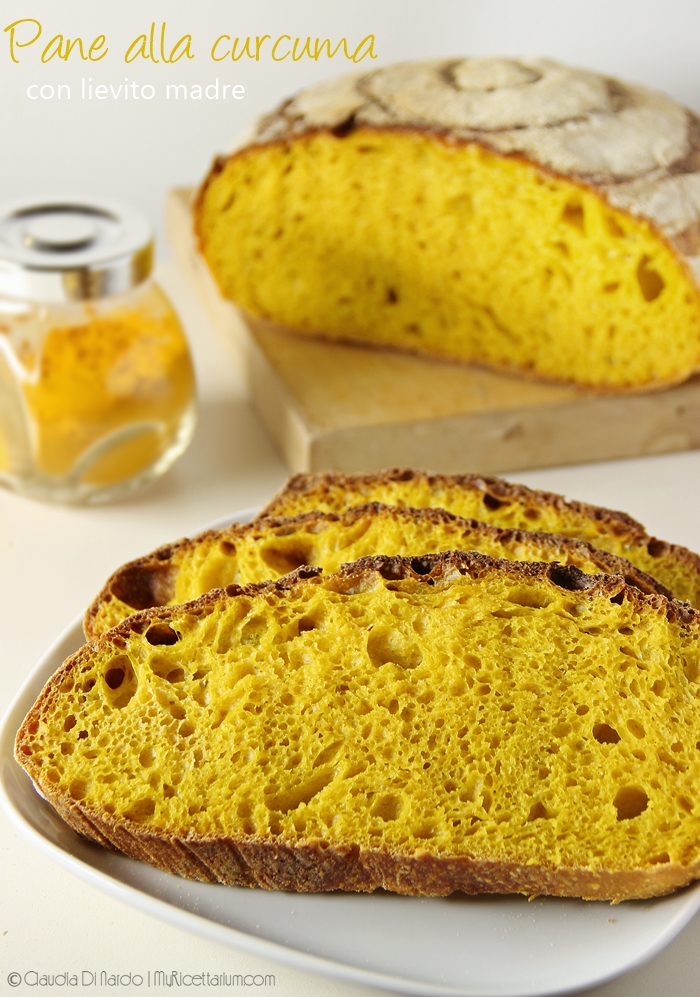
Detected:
left=3, top=2, right=700, bottom=996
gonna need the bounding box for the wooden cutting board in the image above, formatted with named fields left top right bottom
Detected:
left=167, top=188, right=700, bottom=475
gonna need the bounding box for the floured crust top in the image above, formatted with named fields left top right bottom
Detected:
left=240, top=57, right=700, bottom=266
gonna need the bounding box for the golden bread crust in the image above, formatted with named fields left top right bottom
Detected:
left=259, top=469, right=700, bottom=605
left=83, top=501, right=672, bottom=639
left=18, top=792, right=700, bottom=901
left=261, top=469, right=647, bottom=534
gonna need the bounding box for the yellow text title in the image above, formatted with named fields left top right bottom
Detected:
left=3, top=20, right=377, bottom=65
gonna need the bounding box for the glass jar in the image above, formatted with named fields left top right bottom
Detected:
left=0, top=197, right=196, bottom=503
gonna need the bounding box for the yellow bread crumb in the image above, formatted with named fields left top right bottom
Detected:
left=261, top=471, right=700, bottom=608
left=86, top=503, right=669, bottom=638
left=17, top=553, right=700, bottom=900
left=198, top=130, right=700, bottom=390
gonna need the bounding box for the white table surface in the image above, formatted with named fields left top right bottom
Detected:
left=4, top=260, right=700, bottom=997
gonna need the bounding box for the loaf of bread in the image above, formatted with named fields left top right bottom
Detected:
left=261, top=469, right=700, bottom=607
left=196, top=57, right=700, bottom=390
left=16, top=552, right=700, bottom=900
left=84, top=502, right=669, bottom=639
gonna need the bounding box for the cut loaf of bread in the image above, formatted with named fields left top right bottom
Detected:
left=196, top=57, right=700, bottom=390
left=16, top=552, right=700, bottom=900
left=84, top=502, right=670, bottom=639
left=261, top=469, right=700, bottom=608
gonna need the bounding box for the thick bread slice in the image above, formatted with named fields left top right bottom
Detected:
left=196, top=58, right=700, bottom=390
left=84, top=502, right=670, bottom=639
left=260, top=469, right=700, bottom=608
left=17, top=552, right=700, bottom=901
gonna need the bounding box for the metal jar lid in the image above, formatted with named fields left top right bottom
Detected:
left=0, top=196, right=153, bottom=302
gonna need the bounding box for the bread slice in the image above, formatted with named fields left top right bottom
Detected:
left=196, top=58, right=700, bottom=390
left=84, top=502, right=670, bottom=639
left=16, top=552, right=700, bottom=900
left=260, top=470, right=700, bottom=608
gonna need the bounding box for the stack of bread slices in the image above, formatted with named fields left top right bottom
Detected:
left=16, top=469, right=700, bottom=901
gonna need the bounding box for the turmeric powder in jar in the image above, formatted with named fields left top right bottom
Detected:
left=0, top=198, right=195, bottom=502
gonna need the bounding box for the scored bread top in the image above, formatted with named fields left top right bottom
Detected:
left=259, top=469, right=700, bottom=608
left=83, top=501, right=671, bottom=639
left=17, top=551, right=700, bottom=901
left=242, top=57, right=700, bottom=270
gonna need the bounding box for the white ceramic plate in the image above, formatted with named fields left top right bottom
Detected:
left=2, top=509, right=700, bottom=997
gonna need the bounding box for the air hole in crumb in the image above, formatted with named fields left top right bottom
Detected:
left=298, top=615, right=321, bottom=634
left=410, top=557, right=433, bottom=575
left=104, top=657, right=137, bottom=708
left=139, top=746, right=155, bottom=767
left=240, top=616, right=268, bottom=645
left=647, top=539, right=667, bottom=558
left=386, top=287, right=398, bottom=304
left=527, top=801, right=549, bottom=821
left=548, top=565, right=591, bottom=591
left=561, top=201, right=584, bottom=232
left=576, top=705, right=589, bottom=716
left=63, top=715, right=77, bottom=732
left=371, top=794, right=402, bottom=821
left=614, top=786, right=648, bottom=820
left=593, top=723, right=621, bottom=744
left=650, top=852, right=670, bottom=865
left=637, top=256, right=665, bottom=302
left=312, top=740, right=343, bottom=768
left=220, top=540, right=236, bottom=556
left=483, top=493, right=507, bottom=511
left=104, top=668, right=125, bottom=690
left=652, top=680, right=666, bottom=696
left=260, top=544, right=312, bottom=576
left=69, top=779, right=88, bottom=800
left=606, top=215, right=626, bottom=238
left=146, top=623, right=180, bottom=646
left=414, top=824, right=436, bottom=839
left=626, top=719, right=646, bottom=739
left=124, top=798, right=156, bottom=822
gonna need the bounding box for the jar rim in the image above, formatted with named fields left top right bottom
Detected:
left=0, top=196, right=153, bottom=302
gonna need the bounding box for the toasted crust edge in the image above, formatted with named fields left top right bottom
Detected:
left=15, top=790, right=700, bottom=901
left=260, top=468, right=700, bottom=586
left=19, top=550, right=700, bottom=900
left=82, top=501, right=672, bottom=640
